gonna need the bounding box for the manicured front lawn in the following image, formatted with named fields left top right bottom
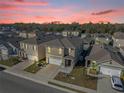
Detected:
left=55, top=67, right=97, bottom=90
left=24, top=62, right=41, bottom=73
left=0, top=57, right=20, bottom=67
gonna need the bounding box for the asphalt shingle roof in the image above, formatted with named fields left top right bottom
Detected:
left=86, top=45, right=111, bottom=62
left=20, top=35, right=62, bottom=45
left=45, top=37, right=83, bottom=48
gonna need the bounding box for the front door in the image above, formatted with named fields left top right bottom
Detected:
left=65, top=59, right=71, bottom=67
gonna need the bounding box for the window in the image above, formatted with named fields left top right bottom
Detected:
left=59, top=48, right=62, bottom=54
left=69, top=48, right=71, bottom=54
left=22, top=43, right=25, bottom=49
left=25, top=44, right=28, bottom=49
left=33, top=46, right=36, bottom=51
left=48, top=47, right=51, bottom=53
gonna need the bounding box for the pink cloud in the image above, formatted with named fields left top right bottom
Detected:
left=0, top=4, right=123, bottom=24
left=0, top=1, right=48, bottom=7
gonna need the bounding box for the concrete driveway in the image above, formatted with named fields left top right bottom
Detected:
left=5, top=61, right=60, bottom=83
left=97, top=76, right=124, bottom=93
left=36, top=64, right=60, bottom=80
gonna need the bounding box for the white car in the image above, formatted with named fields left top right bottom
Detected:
left=111, top=76, right=124, bottom=91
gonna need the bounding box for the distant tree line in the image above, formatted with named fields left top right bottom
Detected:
left=0, top=22, right=124, bottom=34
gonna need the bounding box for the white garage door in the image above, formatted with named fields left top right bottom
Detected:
left=49, top=57, right=62, bottom=65
left=100, top=66, right=121, bottom=77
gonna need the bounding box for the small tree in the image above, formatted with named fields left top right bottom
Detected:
left=89, top=61, right=99, bottom=75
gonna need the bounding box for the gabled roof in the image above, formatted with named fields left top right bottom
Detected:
left=45, top=37, right=83, bottom=48
left=45, top=39, right=64, bottom=48
left=20, top=35, right=62, bottom=45
left=86, top=45, right=111, bottom=62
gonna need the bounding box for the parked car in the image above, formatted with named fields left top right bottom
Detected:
left=111, top=76, right=124, bottom=91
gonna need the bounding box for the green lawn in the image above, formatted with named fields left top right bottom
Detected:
left=24, top=62, right=41, bottom=73
left=55, top=67, right=97, bottom=90
left=0, top=57, right=20, bottom=67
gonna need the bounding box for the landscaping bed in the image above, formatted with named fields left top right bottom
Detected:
left=24, top=58, right=47, bottom=74
left=0, top=57, right=20, bottom=67
left=24, top=62, right=41, bottom=73
left=55, top=67, right=97, bottom=90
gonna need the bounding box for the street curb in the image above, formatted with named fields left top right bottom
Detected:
left=49, top=79, right=97, bottom=93
left=4, top=70, right=76, bottom=93
left=0, top=64, right=10, bottom=69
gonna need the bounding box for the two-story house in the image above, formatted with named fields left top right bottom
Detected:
left=19, top=35, right=61, bottom=61
left=113, top=32, right=124, bottom=56
left=45, top=37, right=83, bottom=73
left=62, top=30, right=82, bottom=37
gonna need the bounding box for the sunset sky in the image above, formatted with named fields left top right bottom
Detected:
left=0, top=0, right=124, bottom=24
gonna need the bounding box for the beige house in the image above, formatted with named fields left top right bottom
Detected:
left=45, top=37, right=83, bottom=73
left=19, top=35, right=59, bottom=61
left=62, top=30, right=82, bottom=37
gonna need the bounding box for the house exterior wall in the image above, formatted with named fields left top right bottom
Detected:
left=20, top=42, right=39, bottom=61
left=62, top=31, right=81, bottom=37
left=46, top=46, right=64, bottom=64
left=27, top=33, right=36, bottom=38
left=38, top=44, right=46, bottom=60
left=95, top=37, right=110, bottom=45
left=113, top=37, right=124, bottom=47
left=46, top=46, right=64, bottom=56
left=19, top=32, right=27, bottom=38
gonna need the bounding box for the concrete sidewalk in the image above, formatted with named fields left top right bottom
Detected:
left=49, top=79, right=97, bottom=93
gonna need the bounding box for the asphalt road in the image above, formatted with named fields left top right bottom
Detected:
left=0, top=71, right=68, bottom=93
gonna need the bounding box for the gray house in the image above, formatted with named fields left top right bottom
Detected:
left=45, top=37, right=83, bottom=73
left=94, top=34, right=112, bottom=45
left=113, top=32, right=124, bottom=56
left=85, top=45, right=124, bottom=77
left=113, top=32, right=124, bottom=47
left=0, top=43, right=13, bottom=60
